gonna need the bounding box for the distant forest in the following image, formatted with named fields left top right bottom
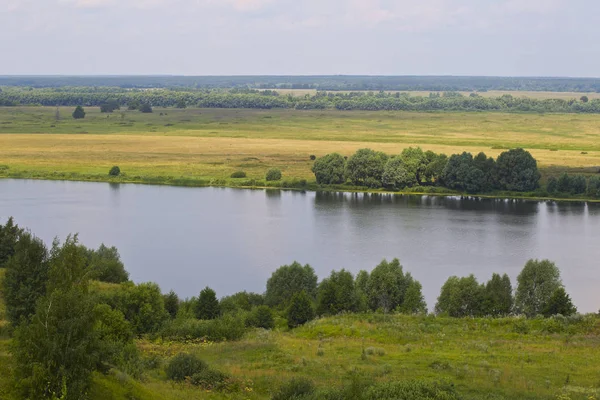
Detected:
left=2, top=75, right=600, bottom=92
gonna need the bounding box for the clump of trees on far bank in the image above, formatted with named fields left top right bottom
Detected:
left=0, top=218, right=588, bottom=399
left=313, top=147, right=542, bottom=194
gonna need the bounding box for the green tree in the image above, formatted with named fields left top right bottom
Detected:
left=366, top=258, right=416, bottom=313
left=139, top=103, right=153, bottom=113
left=247, top=305, right=275, bottom=329
left=100, top=100, right=120, bottom=113
left=316, top=269, right=358, bottom=315
left=345, top=148, right=388, bottom=187
left=195, top=286, right=220, bottom=320
left=441, top=152, right=486, bottom=193
left=495, top=148, right=540, bottom=191
left=546, top=176, right=558, bottom=193
left=176, top=99, right=187, bottom=108
left=542, top=287, right=577, bottom=317
left=581, top=95, right=589, bottom=103
left=435, top=275, right=485, bottom=317
left=515, top=259, right=562, bottom=317
left=12, top=235, right=99, bottom=400
left=587, top=176, right=600, bottom=198
left=163, top=290, right=180, bottom=319
left=72, top=105, right=86, bottom=119
left=312, top=153, right=346, bottom=184
left=398, top=280, right=427, bottom=314
left=0, top=217, right=22, bottom=267
left=3, top=232, right=50, bottom=326
left=382, top=156, right=416, bottom=190
left=86, top=244, right=129, bottom=283
left=424, top=151, right=448, bottom=185
left=265, top=168, right=282, bottom=181
left=265, top=262, right=318, bottom=308
left=399, top=147, right=428, bottom=184
left=482, top=273, right=513, bottom=316
left=569, top=175, right=587, bottom=194
left=355, top=270, right=370, bottom=312
left=287, top=290, right=314, bottom=328
left=473, top=152, right=497, bottom=190
left=220, top=291, right=264, bottom=314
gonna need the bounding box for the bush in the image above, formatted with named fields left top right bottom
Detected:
left=100, top=101, right=120, bottom=113
left=159, top=313, right=246, bottom=341
left=246, top=305, right=275, bottom=329
left=287, top=290, right=315, bottom=328
left=86, top=244, right=129, bottom=283
left=109, top=166, right=121, bottom=176
left=191, top=369, right=230, bottom=390
left=165, top=353, right=208, bottom=381
left=230, top=171, right=247, bottom=178
left=345, top=148, right=388, bottom=187
left=266, top=168, right=282, bottom=181
left=272, top=377, right=315, bottom=400
left=72, top=106, right=86, bottom=119
left=139, top=103, right=153, bottom=113
left=310, top=154, right=316, bottom=160
left=163, top=290, right=179, bottom=319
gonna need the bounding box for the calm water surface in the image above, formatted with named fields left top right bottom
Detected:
left=1, top=179, right=599, bottom=312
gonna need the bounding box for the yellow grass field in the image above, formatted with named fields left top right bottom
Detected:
left=0, top=107, right=599, bottom=183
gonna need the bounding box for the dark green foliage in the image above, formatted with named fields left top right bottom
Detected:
left=581, top=95, right=589, bottom=103
left=309, top=154, right=316, bottom=160
left=441, top=152, right=486, bottom=193
left=93, top=303, right=136, bottom=373
left=165, top=353, right=208, bottom=381
left=195, top=286, right=220, bottom=320
left=546, top=176, right=558, bottom=193
left=366, top=258, right=424, bottom=313
left=272, top=377, right=315, bottom=400
left=266, top=168, right=282, bottom=181
left=557, top=173, right=572, bottom=193
left=127, top=100, right=141, bottom=110
left=363, top=380, right=461, bottom=400
left=515, top=259, right=562, bottom=317
left=176, top=99, right=187, bottom=109
left=435, top=275, right=485, bottom=317
left=317, top=269, right=358, bottom=315
left=265, top=262, right=318, bottom=308
left=3, top=232, right=49, bottom=326
left=86, top=244, right=129, bottom=283
left=473, top=152, right=497, bottom=190
left=163, top=290, right=179, bottom=319
left=246, top=305, right=275, bottom=329
left=139, top=103, right=153, bottom=113
left=230, top=170, right=247, bottom=178
left=554, top=173, right=589, bottom=195
left=495, top=148, right=540, bottom=191
left=399, top=280, right=427, bottom=314
left=159, top=313, right=246, bottom=341
left=72, top=105, right=85, bottom=119
left=345, top=148, right=388, bottom=187
left=424, top=151, right=448, bottom=185
left=109, top=165, right=121, bottom=176
left=382, top=156, right=416, bottom=190
left=542, top=287, right=577, bottom=317
left=287, top=290, right=315, bottom=328
left=588, top=176, right=600, bottom=198
left=355, top=270, right=370, bottom=312
left=220, top=291, right=264, bottom=314
left=100, top=100, right=120, bottom=113
left=312, top=153, right=346, bottom=184
left=190, top=369, right=230, bottom=390
left=570, top=175, right=588, bottom=195
left=0, top=217, right=22, bottom=267
left=399, top=147, right=428, bottom=184
left=482, top=273, right=513, bottom=316
left=98, top=281, right=169, bottom=334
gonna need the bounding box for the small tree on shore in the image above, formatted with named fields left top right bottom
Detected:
left=72, top=106, right=86, bottom=119
left=109, top=166, right=121, bottom=176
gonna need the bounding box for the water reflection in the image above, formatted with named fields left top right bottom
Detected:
left=1, top=180, right=599, bottom=313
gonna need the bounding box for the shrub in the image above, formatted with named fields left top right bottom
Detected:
left=272, top=377, right=315, bottom=400
left=72, top=106, right=86, bottom=119
left=246, top=305, right=275, bottom=329
left=230, top=171, right=247, bottom=178
left=139, top=103, right=153, bottom=113
left=363, top=380, right=461, bottom=400
left=542, top=287, right=577, bottom=317
left=159, top=313, right=246, bottom=342
left=163, top=290, right=179, bottom=319
left=287, top=290, right=315, bottom=328
left=266, top=168, right=282, bottom=181
left=86, top=244, right=129, bottom=283
left=100, top=101, right=120, bottom=113
left=109, top=166, right=121, bottom=176
left=310, top=154, right=316, bottom=160
left=165, top=353, right=208, bottom=381
left=191, top=369, right=230, bottom=390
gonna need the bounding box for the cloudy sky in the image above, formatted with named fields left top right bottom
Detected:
left=1, top=0, right=599, bottom=76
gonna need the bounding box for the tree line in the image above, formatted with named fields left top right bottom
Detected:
left=2, top=87, right=600, bottom=113
left=2, top=75, right=600, bottom=92
left=0, top=218, right=585, bottom=399
left=313, top=147, right=545, bottom=194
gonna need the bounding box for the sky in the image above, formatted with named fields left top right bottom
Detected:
left=1, top=0, right=599, bottom=76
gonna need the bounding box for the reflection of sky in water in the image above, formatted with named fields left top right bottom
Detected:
left=1, top=180, right=599, bottom=313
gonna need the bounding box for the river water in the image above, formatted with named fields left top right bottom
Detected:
left=1, top=179, right=599, bottom=313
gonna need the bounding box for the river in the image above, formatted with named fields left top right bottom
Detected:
left=1, top=179, right=599, bottom=313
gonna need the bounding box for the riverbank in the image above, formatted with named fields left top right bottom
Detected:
left=1, top=171, right=600, bottom=204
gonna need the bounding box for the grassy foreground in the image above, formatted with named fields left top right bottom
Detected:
left=1, top=272, right=600, bottom=400
left=1, top=107, right=600, bottom=191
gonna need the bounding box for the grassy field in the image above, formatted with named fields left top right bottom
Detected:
left=1, top=107, right=600, bottom=188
